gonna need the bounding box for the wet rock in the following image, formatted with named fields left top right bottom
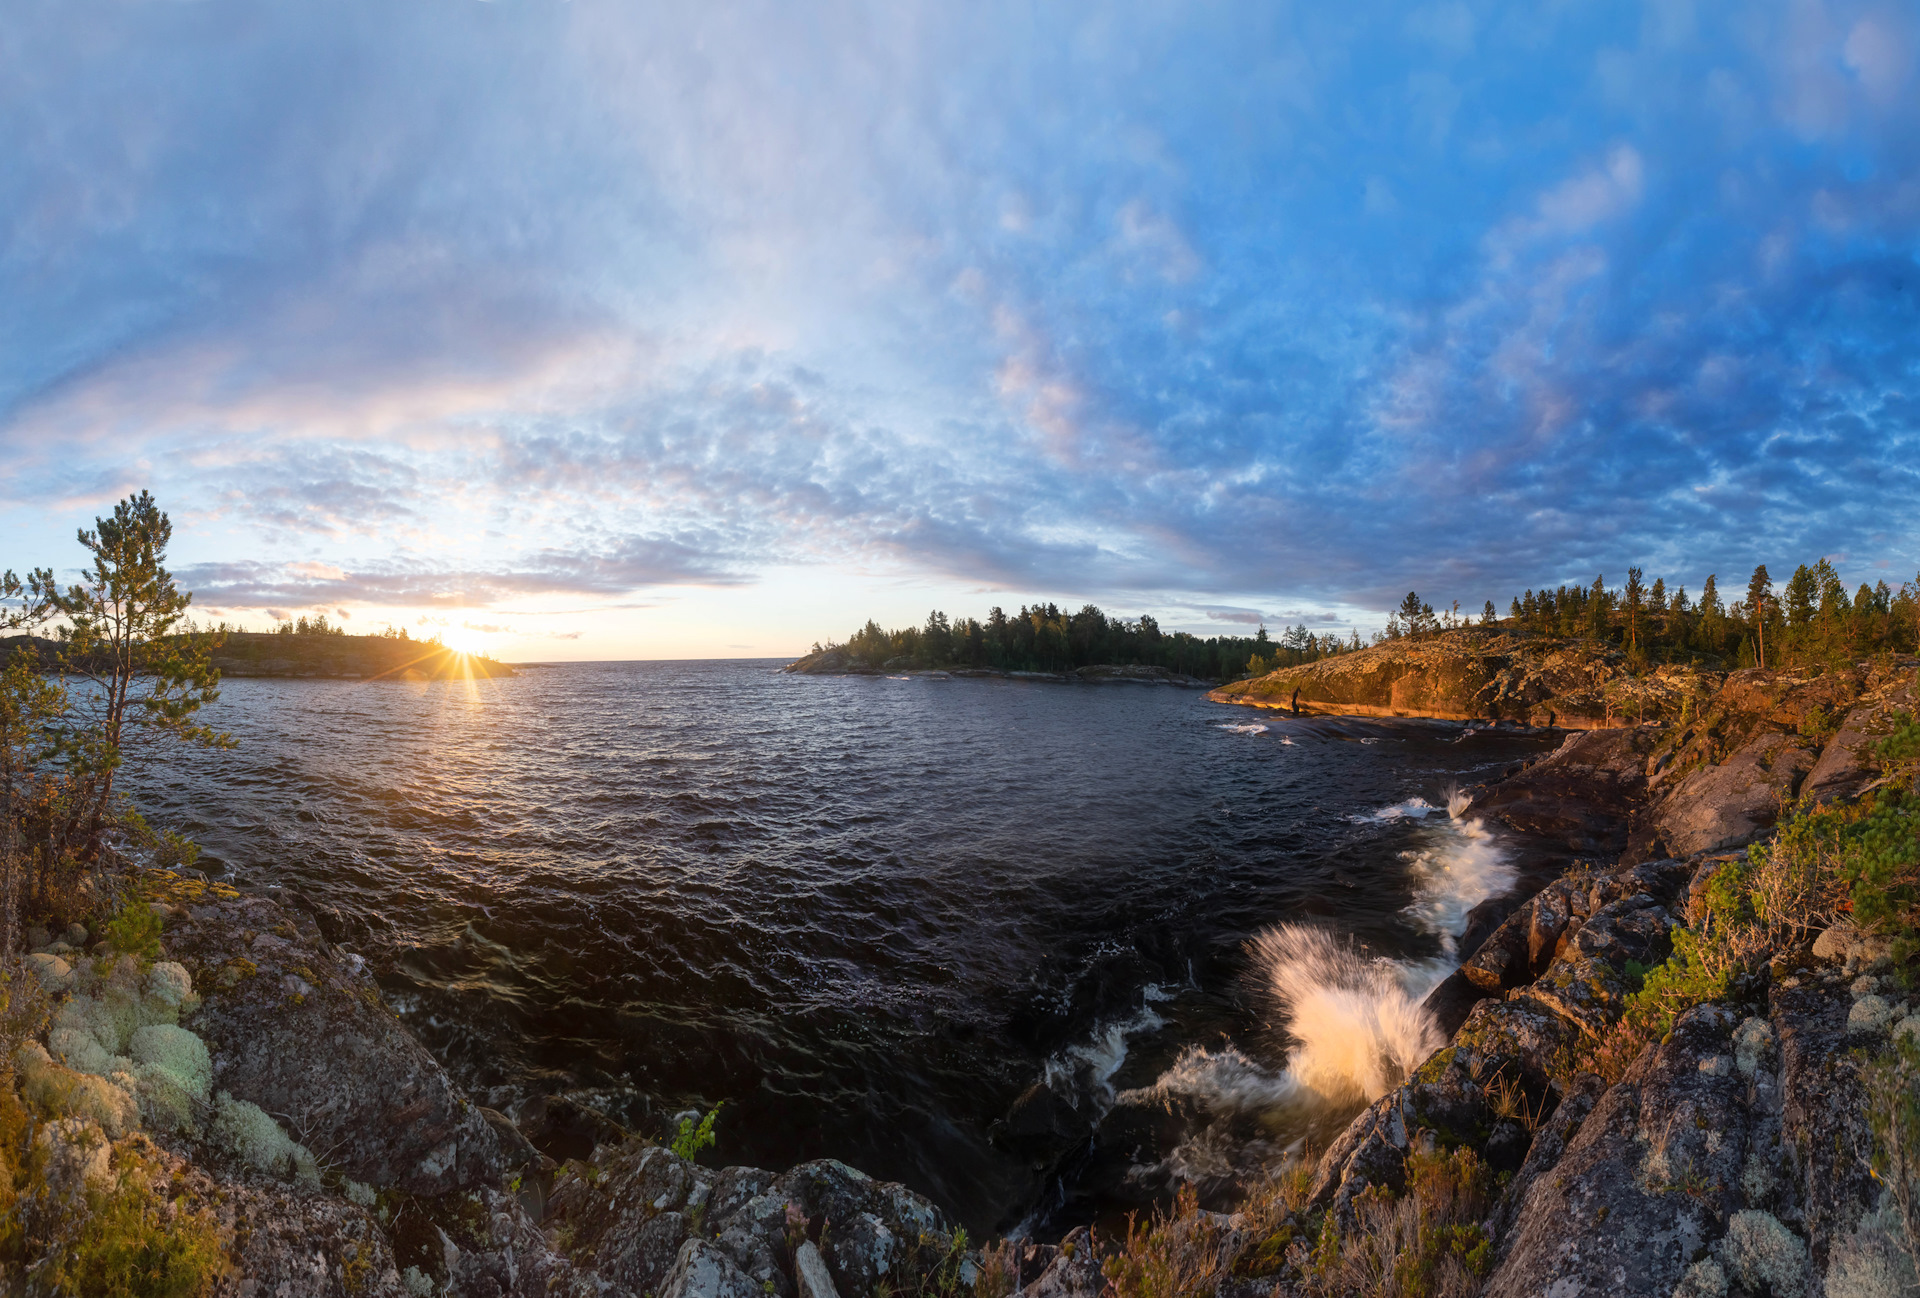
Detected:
left=1418, top=969, right=1486, bottom=1038
left=1484, top=1004, right=1751, bottom=1297
left=512, top=1090, right=629, bottom=1163
left=165, top=895, right=509, bottom=1195
left=1308, top=1046, right=1498, bottom=1213
left=998, top=1080, right=1096, bottom=1154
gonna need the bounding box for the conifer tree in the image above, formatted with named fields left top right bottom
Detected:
left=1746, top=566, right=1774, bottom=669
left=1624, top=567, right=1647, bottom=654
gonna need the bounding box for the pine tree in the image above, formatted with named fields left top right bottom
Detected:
left=1746, top=566, right=1774, bottom=669
left=1624, top=568, right=1647, bottom=654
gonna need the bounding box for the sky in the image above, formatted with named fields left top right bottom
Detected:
left=2, top=1, right=1917, bottom=661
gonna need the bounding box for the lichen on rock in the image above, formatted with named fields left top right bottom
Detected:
left=211, top=1090, right=321, bottom=1189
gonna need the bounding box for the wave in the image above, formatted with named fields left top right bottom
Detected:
left=1218, top=723, right=1269, bottom=735
left=1038, top=985, right=1173, bottom=1114
left=1400, top=807, right=1513, bottom=952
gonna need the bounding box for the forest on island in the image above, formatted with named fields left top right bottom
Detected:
left=818, top=559, right=1920, bottom=680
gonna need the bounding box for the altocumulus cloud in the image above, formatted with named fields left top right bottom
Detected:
left=1, top=0, right=1917, bottom=617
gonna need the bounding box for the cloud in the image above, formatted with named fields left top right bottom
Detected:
left=1, top=0, right=1915, bottom=632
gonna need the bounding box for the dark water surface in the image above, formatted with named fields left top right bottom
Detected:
left=122, top=660, right=1556, bottom=1232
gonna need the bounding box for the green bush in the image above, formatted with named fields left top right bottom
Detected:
left=669, top=1103, right=722, bottom=1163
left=104, top=899, right=163, bottom=963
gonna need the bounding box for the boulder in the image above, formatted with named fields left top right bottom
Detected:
left=664, top=1239, right=762, bottom=1298
left=163, top=895, right=510, bottom=1195
left=1016, top=1226, right=1102, bottom=1298
left=1634, top=730, right=1819, bottom=859
left=1772, top=979, right=1879, bottom=1271
left=1484, top=1004, right=1753, bottom=1297
left=1813, top=921, right=1896, bottom=974
left=1474, top=727, right=1660, bottom=855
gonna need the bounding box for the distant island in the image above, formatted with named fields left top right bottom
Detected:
left=790, top=562, right=1920, bottom=685
left=2, top=623, right=513, bottom=681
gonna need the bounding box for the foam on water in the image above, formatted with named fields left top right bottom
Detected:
left=1219, top=723, right=1269, bottom=735
left=1040, top=985, right=1174, bottom=1114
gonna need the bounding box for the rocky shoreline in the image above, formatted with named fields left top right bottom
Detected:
left=7, top=651, right=1917, bottom=1296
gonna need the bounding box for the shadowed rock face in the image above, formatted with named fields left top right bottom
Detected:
left=1473, top=728, right=1661, bottom=855
left=164, top=896, right=511, bottom=1198
left=1210, top=630, right=1714, bottom=728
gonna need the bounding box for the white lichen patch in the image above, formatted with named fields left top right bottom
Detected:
left=14, top=1041, right=140, bottom=1138
left=212, top=1091, right=321, bottom=1189
left=1732, top=1017, right=1772, bottom=1077
left=1849, top=996, right=1896, bottom=1036
left=1826, top=1200, right=1920, bottom=1298
left=1671, top=1257, right=1727, bottom=1298
left=1716, top=1209, right=1808, bottom=1294
left=36, top=1118, right=113, bottom=1203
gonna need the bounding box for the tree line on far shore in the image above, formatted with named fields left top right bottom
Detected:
left=819, top=605, right=1364, bottom=679
left=817, top=559, right=1920, bottom=679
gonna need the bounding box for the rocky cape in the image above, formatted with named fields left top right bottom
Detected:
left=1211, top=628, right=1728, bottom=728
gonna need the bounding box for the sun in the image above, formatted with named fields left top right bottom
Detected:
left=439, top=625, right=485, bottom=656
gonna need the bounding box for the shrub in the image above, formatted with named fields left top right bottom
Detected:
left=1102, top=1183, right=1225, bottom=1298
left=104, top=900, right=163, bottom=964
left=669, top=1102, right=723, bottom=1163
left=1307, top=1144, right=1491, bottom=1298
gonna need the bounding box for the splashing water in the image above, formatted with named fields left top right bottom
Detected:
left=1252, top=925, right=1445, bottom=1104
left=1400, top=790, right=1515, bottom=952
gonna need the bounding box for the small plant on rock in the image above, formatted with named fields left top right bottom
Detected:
left=669, top=1102, right=722, bottom=1163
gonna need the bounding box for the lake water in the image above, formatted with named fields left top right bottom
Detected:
left=121, top=660, right=1557, bottom=1233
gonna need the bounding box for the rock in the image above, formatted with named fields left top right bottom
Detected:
left=163, top=894, right=509, bottom=1195
left=1308, top=1045, right=1505, bottom=1213
left=512, top=1090, right=629, bottom=1163
left=664, top=1239, right=762, bottom=1298
left=1475, top=728, right=1661, bottom=855
left=1847, top=996, right=1897, bottom=1039
left=546, top=1140, right=707, bottom=1284
left=25, top=951, right=72, bottom=994
left=1772, top=978, right=1878, bottom=1272
left=998, top=1080, right=1095, bottom=1153
left=1805, top=677, right=1917, bottom=805
left=769, top=1158, right=955, bottom=1298
left=709, top=1164, right=777, bottom=1221
left=1814, top=921, right=1896, bottom=973
left=1634, top=730, right=1819, bottom=859
left=1017, top=1226, right=1102, bottom=1298
left=1484, top=1004, right=1751, bottom=1297
left=794, top=1239, right=842, bottom=1298
left=1417, top=969, right=1486, bottom=1038
left=1488, top=1071, right=1603, bottom=1250
left=1451, top=995, right=1579, bottom=1093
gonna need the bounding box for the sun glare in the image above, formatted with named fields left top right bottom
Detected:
left=440, top=626, right=485, bottom=656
